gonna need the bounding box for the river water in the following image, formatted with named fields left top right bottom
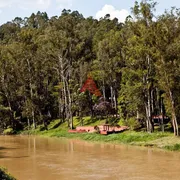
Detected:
left=0, top=136, right=180, bottom=180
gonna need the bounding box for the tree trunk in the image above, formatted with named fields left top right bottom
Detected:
left=110, top=86, right=113, bottom=107
left=145, top=90, right=154, bottom=133
left=145, top=55, right=154, bottom=133
left=59, top=55, right=69, bottom=125
left=160, top=56, right=179, bottom=136
left=66, top=79, right=73, bottom=130
left=102, top=80, right=106, bottom=100
left=27, top=59, right=36, bottom=129
left=59, top=54, right=73, bottom=129
left=88, top=91, right=93, bottom=118
left=145, top=103, right=150, bottom=132
left=27, top=117, right=30, bottom=131
left=160, top=97, right=164, bottom=132
left=32, top=110, right=36, bottom=129
left=169, top=90, right=179, bottom=136
left=114, top=88, right=117, bottom=117
left=6, top=98, right=15, bottom=130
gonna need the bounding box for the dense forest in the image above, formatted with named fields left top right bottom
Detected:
left=0, top=0, right=180, bottom=136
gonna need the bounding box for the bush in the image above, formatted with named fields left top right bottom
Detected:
left=3, top=128, right=15, bottom=135
left=119, top=118, right=140, bottom=130
left=39, top=125, right=46, bottom=131
left=164, top=144, right=180, bottom=151
left=0, top=167, right=16, bottom=180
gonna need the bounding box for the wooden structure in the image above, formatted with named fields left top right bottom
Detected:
left=152, top=115, right=170, bottom=124
left=68, top=124, right=129, bottom=135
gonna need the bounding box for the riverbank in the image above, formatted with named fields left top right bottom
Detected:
left=19, top=118, right=180, bottom=151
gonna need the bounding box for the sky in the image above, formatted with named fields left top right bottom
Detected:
left=0, top=0, right=180, bottom=25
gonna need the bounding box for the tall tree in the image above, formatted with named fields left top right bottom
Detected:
left=154, top=8, right=180, bottom=136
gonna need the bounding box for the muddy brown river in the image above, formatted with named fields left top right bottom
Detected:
left=0, top=136, right=180, bottom=180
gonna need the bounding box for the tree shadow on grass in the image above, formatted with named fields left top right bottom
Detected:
left=84, top=117, right=102, bottom=126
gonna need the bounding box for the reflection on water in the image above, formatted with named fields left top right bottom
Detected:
left=0, top=136, right=180, bottom=180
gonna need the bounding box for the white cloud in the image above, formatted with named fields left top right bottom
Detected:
left=96, top=4, right=129, bottom=23
left=21, top=0, right=51, bottom=10
left=0, top=0, right=12, bottom=8
left=56, top=0, right=72, bottom=9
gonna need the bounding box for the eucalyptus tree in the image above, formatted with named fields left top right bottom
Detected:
left=24, top=11, right=49, bottom=28
left=0, top=41, right=24, bottom=129
left=0, top=22, right=20, bottom=44
left=96, top=29, right=125, bottom=112
left=37, top=10, right=86, bottom=129
left=16, top=27, right=41, bottom=129
left=154, top=8, right=180, bottom=136
left=119, top=0, right=157, bottom=132
left=91, top=15, right=123, bottom=106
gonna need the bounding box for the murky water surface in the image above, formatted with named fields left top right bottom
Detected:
left=0, top=136, right=180, bottom=180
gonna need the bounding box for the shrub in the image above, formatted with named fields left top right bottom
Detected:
left=119, top=117, right=140, bottom=130
left=164, top=144, right=180, bottom=151
left=39, top=125, right=46, bottom=131
left=3, top=128, right=15, bottom=135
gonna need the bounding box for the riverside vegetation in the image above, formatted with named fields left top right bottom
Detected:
left=0, top=167, right=16, bottom=180
left=20, top=117, right=180, bottom=152
left=0, top=0, right=180, bottom=152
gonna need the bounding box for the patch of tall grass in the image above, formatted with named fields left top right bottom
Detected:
left=163, top=144, right=180, bottom=151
